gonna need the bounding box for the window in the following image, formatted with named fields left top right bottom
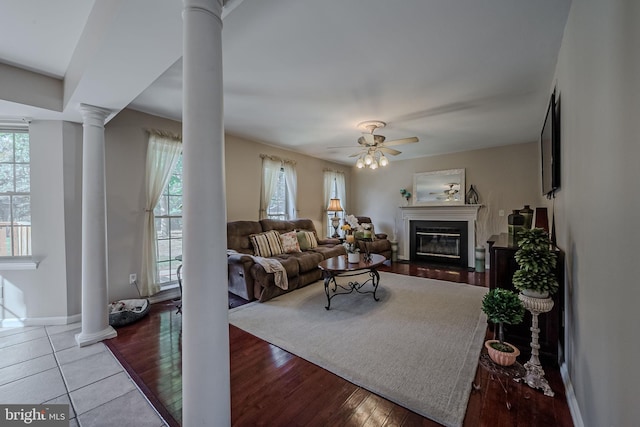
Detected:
left=0, top=130, right=31, bottom=256
left=266, top=167, right=288, bottom=220
left=154, top=155, right=182, bottom=285
left=260, top=156, right=296, bottom=220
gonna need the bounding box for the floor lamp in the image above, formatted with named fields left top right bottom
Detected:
left=327, top=198, right=343, bottom=238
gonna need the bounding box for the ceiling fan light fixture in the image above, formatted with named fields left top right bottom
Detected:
left=356, top=157, right=365, bottom=168
left=364, top=153, right=374, bottom=165
left=369, top=160, right=379, bottom=169
left=379, top=154, right=389, bottom=167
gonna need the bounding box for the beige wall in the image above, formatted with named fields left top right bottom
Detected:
left=103, top=111, right=351, bottom=301
left=548, top=1, right=640, bottom=425
left=351, top=142, right=541, bottom=247
left=105, top=109, right=182, bottom=302
left=225, top=133, right=352, bottom=232
left=1, top=120, right=83, bottom=325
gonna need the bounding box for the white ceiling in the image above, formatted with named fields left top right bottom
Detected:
left=0, top=0, right=571, bottom=165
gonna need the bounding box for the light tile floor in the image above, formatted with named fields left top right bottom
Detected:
left=0, top=323, right=167, bottom=427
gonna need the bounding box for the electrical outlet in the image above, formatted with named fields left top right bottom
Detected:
left=498, top=210, right=505, bottom=217
left=129, top=274, right=137, bottom=285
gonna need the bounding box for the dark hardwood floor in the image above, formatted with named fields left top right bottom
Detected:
left=105, top=262, right=574, bottom=427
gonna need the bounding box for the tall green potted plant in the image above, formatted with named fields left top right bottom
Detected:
left=482, top=288, right=525, bottom=366
left=512, top=228, right=558, bottom=298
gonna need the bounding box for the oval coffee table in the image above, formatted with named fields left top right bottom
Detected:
left=318, top=253, right=386, bottom=310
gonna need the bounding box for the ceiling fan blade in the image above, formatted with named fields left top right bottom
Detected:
left=326, top=145, right=357, bottom=149
left=379, top=147, right=402, bottom=156
left=383, top=136, right=419, bottom=147
left=349, top=151, right=364, bottom=157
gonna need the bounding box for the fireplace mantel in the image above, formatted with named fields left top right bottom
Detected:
left=398, top=204, right=481, bottom=267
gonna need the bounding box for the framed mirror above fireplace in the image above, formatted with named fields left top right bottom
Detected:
left=413, top=168, right=465, bottom=205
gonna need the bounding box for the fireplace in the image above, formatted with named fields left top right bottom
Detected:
left=410, top=221, right=468, bottom=267
left=399, top=205, right=480, bottom=268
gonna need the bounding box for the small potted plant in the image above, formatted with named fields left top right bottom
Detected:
left=482, top=288, right=525, bottom=366
left=512, top=228, right=558, bottom=298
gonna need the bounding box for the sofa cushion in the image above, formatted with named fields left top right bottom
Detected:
left=250, top=230, right=284, bottom=257
left=310, top=244, right=347, bottom=260
left=284, top=251, right=325, bottom=272
left=227, top=220, right=264, bottom=254
left=280, top=230, right=301, bottom=253
left=297, top=230, right=318, bottom=250
left=260, top=219, right=295, bottom=234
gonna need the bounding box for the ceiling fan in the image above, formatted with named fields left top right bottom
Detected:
left=331, top=121, right=419, bottom=169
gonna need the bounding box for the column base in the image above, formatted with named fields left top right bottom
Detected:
left=516, top=360, right=555, bottom=397
left=75, top=326, right=117, bottom=347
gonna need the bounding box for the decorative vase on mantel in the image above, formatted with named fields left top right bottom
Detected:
left=466, top=185, right=479, bottom=205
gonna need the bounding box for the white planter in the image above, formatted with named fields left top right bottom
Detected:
left=347, top=252, right=360, bottom=263
left=521, top=289, right=549, bottom=299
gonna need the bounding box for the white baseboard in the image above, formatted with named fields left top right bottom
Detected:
left=1, top=313, right=82, bottom=328
left=561, top=362, right=584, bottom=427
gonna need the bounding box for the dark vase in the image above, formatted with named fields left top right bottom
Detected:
left=520, top=205, right=534, bottom=229
left=508, top=210, right=525, bottom=240
left=534, top=207, right=549, bottom=233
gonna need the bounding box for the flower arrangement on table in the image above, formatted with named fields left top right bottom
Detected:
left=341, top=224, right=356, bottom=243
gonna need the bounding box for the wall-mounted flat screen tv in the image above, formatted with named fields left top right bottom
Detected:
left=541, top=91, right=560, bottom=196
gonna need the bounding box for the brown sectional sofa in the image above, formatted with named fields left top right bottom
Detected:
left=227, top=218, right=346, bottom=302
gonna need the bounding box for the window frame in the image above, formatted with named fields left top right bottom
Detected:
left=154, top=154, right=183, bottom=287
left=0, top=128, right=32, bottom=258
left=266, top=167, right=289, bottom=220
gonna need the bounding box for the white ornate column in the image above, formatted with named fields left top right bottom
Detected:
left=76, top=104, right=117, bottom=347
left=516, top=294, right=555, bottom=397
left=182, top=0, right=230, bottom=426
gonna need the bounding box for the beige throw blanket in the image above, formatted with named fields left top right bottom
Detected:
left=253, top=257, right=288, bottom=290
left=227, top=250, right=288, bottom=290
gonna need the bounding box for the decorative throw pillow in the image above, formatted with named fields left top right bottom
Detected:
left=296, top=230, right=318, bottom=250
left=280, top=230, right=301, bottom=253
left=250, top=230, right=284, bottom=257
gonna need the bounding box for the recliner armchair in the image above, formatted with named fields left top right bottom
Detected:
left=354, top=216, right=392, bottom=261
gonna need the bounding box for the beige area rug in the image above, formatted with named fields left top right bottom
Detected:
left=229, top=272, right=488, bottom=427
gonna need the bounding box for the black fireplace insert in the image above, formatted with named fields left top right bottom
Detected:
left=409, top=220, right=468, bottom=268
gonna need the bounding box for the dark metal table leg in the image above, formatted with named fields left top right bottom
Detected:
left=324, top=274, right=334, bottom=310
left=371, top=268, right=380, bottom=301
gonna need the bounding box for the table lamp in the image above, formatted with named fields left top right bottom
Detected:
left=327, top=198, right=343, bottom=238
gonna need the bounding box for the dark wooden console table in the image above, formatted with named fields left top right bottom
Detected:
left=487, top=233, right=564, bottom=363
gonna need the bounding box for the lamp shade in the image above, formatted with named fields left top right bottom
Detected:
left=327, top=198, right=343, bottom=212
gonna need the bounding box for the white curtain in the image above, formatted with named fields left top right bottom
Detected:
left=282, top=161, right=297, bottom=219
left=260, top=157, right=281, bottom=219
left=323, top=170, right=346, bottom=236
left=141, top=131, right=182, bottom=296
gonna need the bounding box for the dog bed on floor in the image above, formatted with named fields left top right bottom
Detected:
left=109, top=299, right=150, bottom=327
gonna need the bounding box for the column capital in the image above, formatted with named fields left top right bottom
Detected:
left=79, top=104, right=112, bottom=126
left=183, top=0, right=223, bottom=21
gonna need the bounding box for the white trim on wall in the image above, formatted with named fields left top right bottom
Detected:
left=1, top=313, right=81, bottom=328
left=561, top=363, right=584, bottom=427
